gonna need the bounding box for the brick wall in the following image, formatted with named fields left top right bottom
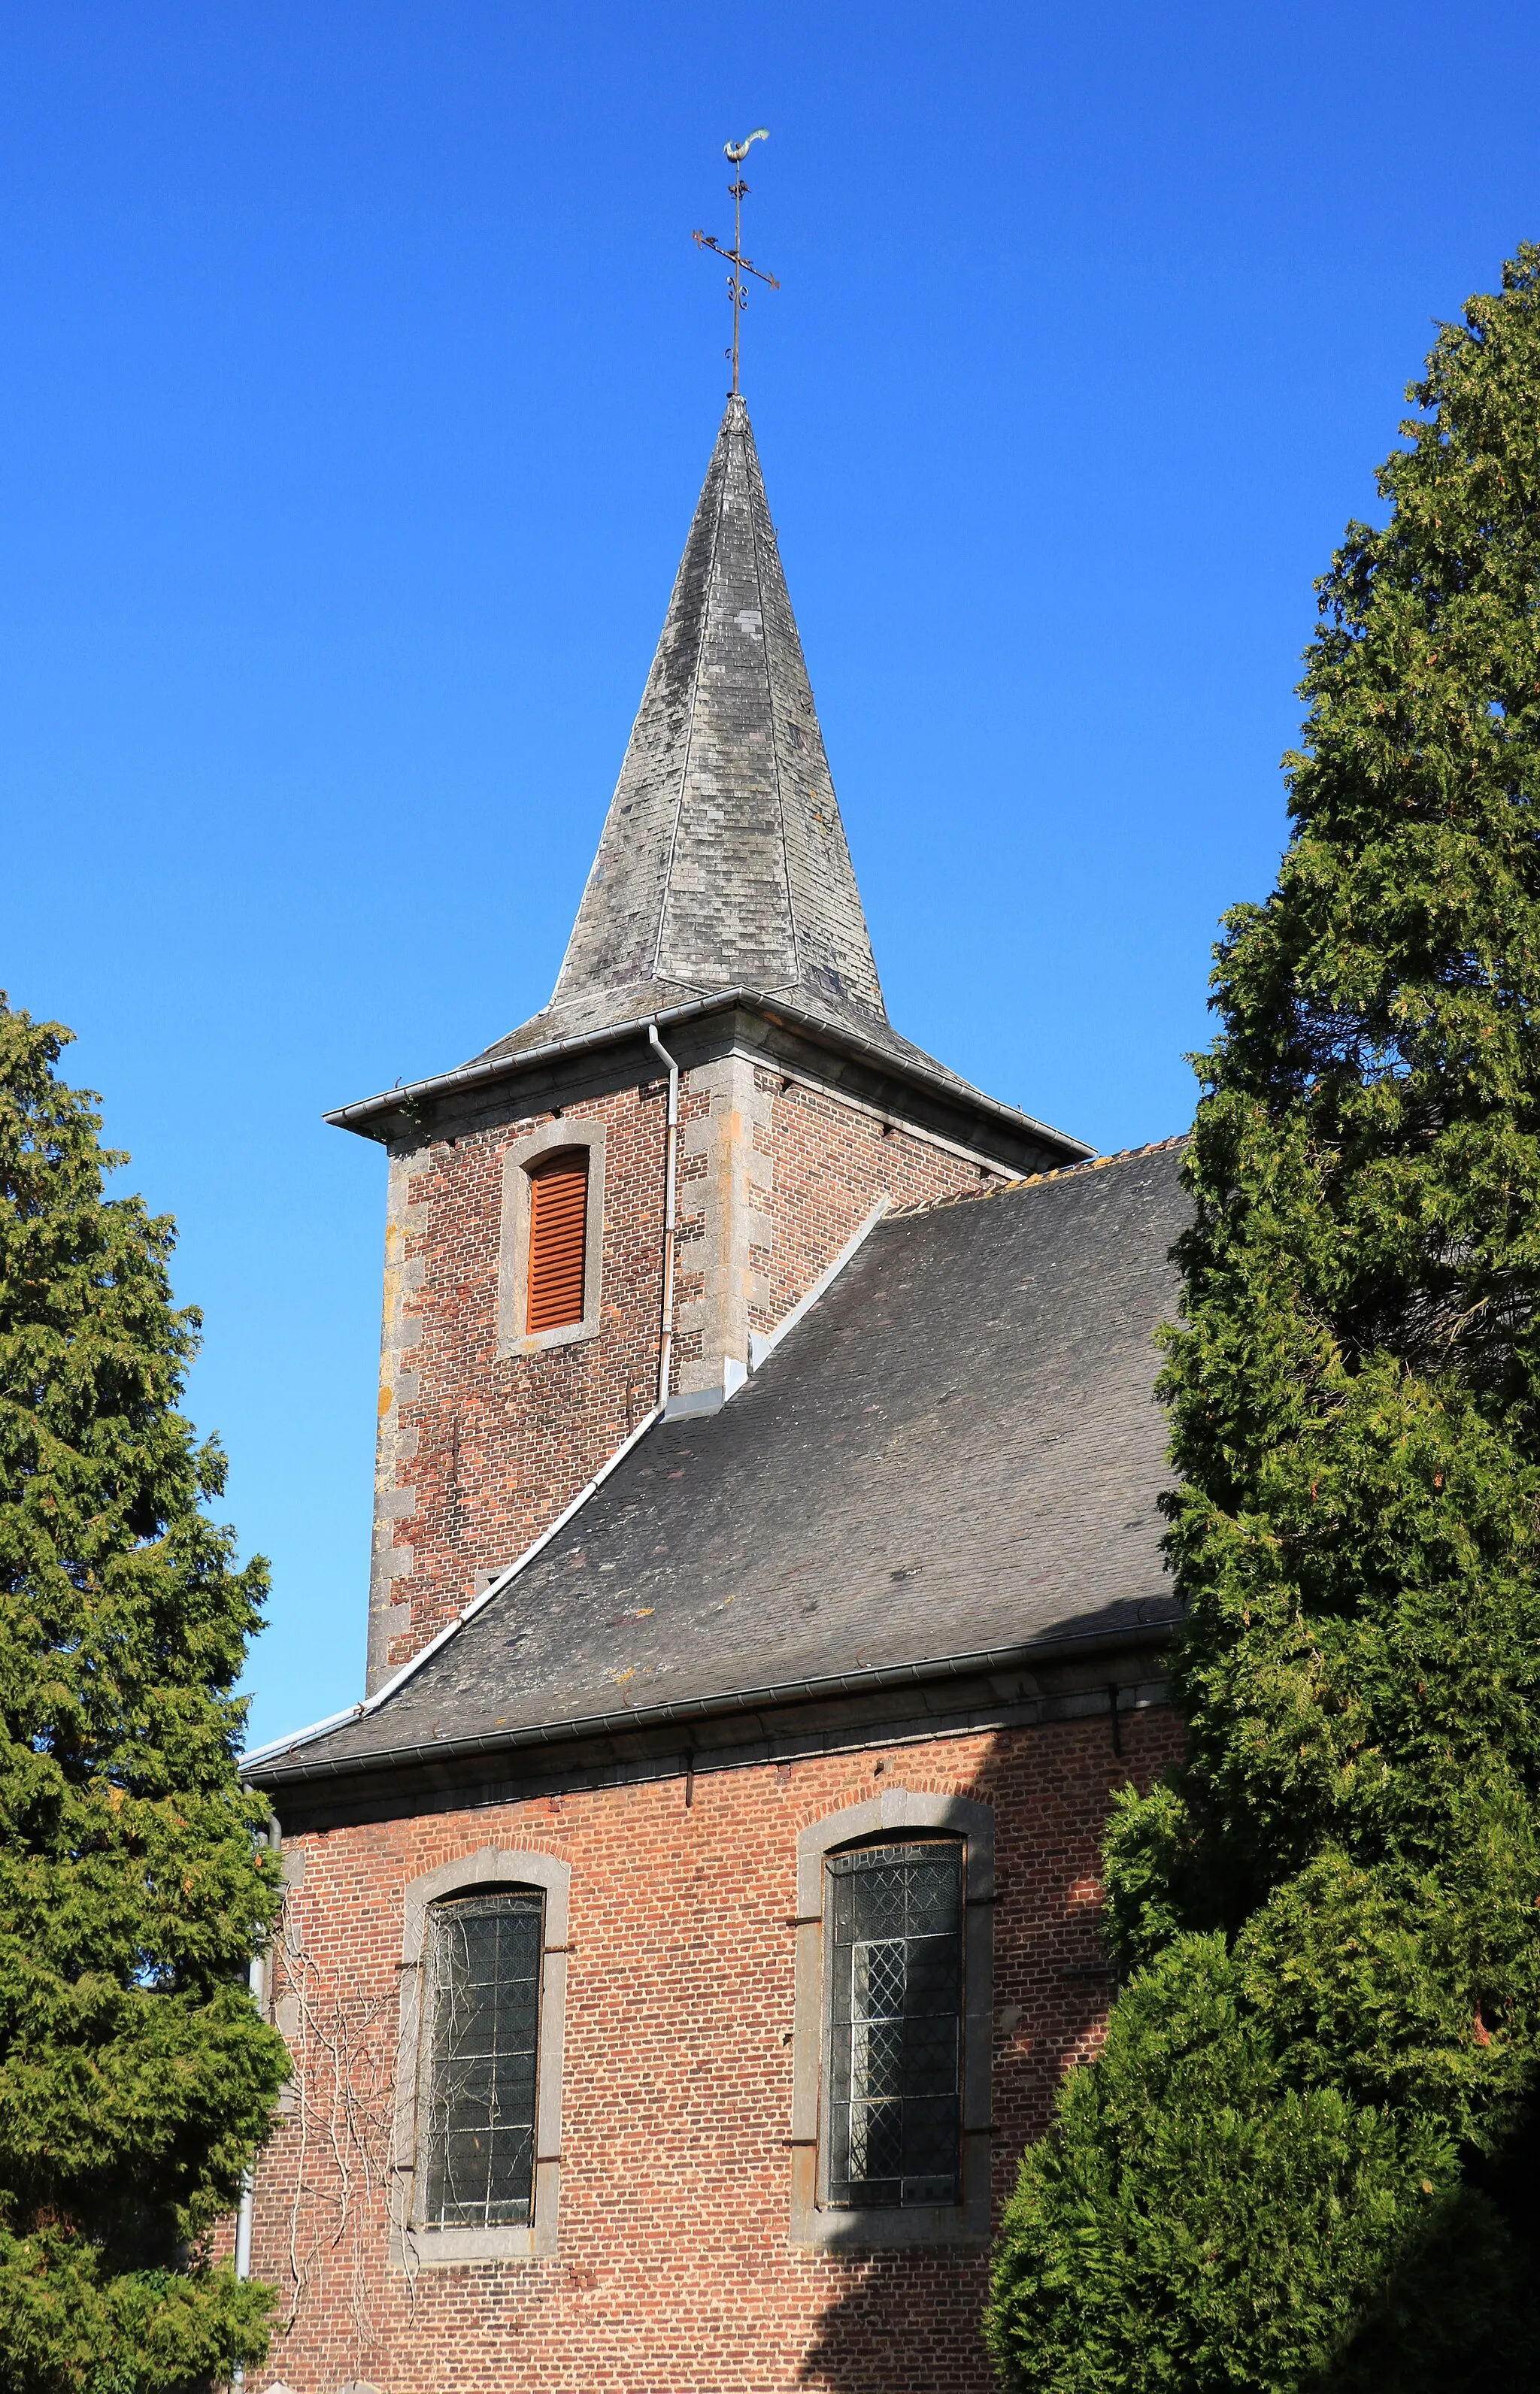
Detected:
left=247, top=1705, right=1183, bottom=2394
left=371, top=1077, right=671, bottom=1681
left=759, top=1074, right=993, bottom=1330
left=370, top=1059, right=1000, bottom=1679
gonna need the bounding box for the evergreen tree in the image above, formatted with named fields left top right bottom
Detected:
left=0, top=1003, right=287, bottom=2393
left=988, top=248, right=1540, bottom=2390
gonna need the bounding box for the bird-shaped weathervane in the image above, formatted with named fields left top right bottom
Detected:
left=693, top=129, right=778, bottom=396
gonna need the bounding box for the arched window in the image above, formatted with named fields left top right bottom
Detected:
left=790, top=1789, right=993, bottom=2249
left=421, top=1888, right=544, bottom=2229
left=393, top=1848, right=570, bottom=2265
left=826, top=1838, right=964, bottom=2209
left=525, top=1150, right=589, bottom=1335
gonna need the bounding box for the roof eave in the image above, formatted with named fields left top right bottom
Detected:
left=323, top=987, right=1093, bottom=1163
left=244, top=1611, right=1177, bottom=1789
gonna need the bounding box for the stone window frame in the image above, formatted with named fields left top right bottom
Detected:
left=790, top=1788, right=994, bottom=2250
left=497, top=1120, right=605, bottom=1357
left=391, top=1847, right=570, bottom=2267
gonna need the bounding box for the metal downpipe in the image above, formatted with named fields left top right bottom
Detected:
left=232, top=1816, right=281, bottom=2387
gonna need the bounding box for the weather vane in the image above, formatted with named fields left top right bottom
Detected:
left=693, top=129, right=778, bottom=397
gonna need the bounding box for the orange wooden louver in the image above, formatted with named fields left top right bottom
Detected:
left=526, top=1154, right=589, bottom=1334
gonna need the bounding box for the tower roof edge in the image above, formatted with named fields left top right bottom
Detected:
left=321, top=981, right=1093, bottom=1173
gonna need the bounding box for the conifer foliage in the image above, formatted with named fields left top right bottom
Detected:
left=988, top=249, right=1540, bottom=2389
left=0, top=1005, right=287, bottom=2392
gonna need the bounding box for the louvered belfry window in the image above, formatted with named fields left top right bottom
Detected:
left=421, top=1890, right=544, bottom=2229
left=525, top=1150, right=589, bottom=1334
left=826, top=1841, right=964, bottom=2208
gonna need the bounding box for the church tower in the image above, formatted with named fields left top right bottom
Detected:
left=329, top=397, right=1088, bottom=1693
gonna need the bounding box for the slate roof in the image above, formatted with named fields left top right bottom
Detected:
left=530, top=392, right=883, bottom=1028
left=462, top=395, right=1049, bottom=1130
left=320, top=395, right=1090, bottom=1171
left=250, top=1140, right=1189, bottom=1786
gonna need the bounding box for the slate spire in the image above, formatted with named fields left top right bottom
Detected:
left=548, top=395, right=887, bottom=1034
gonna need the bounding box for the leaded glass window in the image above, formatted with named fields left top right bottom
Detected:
left=826, top=1839, right=963, bottom=2209
left=420, top=1889, right=544, bottom=2229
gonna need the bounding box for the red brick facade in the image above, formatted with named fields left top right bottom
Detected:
left=249, top=1707, right=1183, bottom=2394
left=756, top=1074, right=990, bottom=1331
left=374, top=1060, right=994, bottom=1676
left=376, top=1078, right=669, bottom=1677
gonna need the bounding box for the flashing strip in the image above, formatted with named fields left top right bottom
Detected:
left=240, top=1408, right=663, bottom=1774
left=747, top=1198, right=890, bottom=1374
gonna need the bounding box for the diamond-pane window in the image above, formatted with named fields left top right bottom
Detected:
left=420, top=1891, right=544, bottom=2229
left=826, top=1841, right=962, bottom=2208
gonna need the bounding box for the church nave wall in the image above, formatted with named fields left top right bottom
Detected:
left=248, top=1700, right=1183, bottom=2394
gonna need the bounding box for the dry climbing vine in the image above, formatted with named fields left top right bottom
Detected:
left=270, top=1889, right=414, bottom=2365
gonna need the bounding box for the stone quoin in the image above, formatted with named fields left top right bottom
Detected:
left=239, top=394, right=1186, bottom=2394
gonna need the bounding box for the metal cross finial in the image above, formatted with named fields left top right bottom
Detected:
left=692, top=129, right=778, bottom=397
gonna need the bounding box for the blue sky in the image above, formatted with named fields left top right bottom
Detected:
left=3, top=2, right=1536, bottom=1747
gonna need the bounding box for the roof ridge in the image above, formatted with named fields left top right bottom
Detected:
left=750, top=425, right=804, bottom=992
left=890, top=1132, right=1190, bottom=1221
left=648, top=407, right=728, bottom=983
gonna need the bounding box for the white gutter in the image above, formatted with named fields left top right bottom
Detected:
left=647, top=1023, right=681, bottom=1408
left=241, top=1408, right=662, bottom=1774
